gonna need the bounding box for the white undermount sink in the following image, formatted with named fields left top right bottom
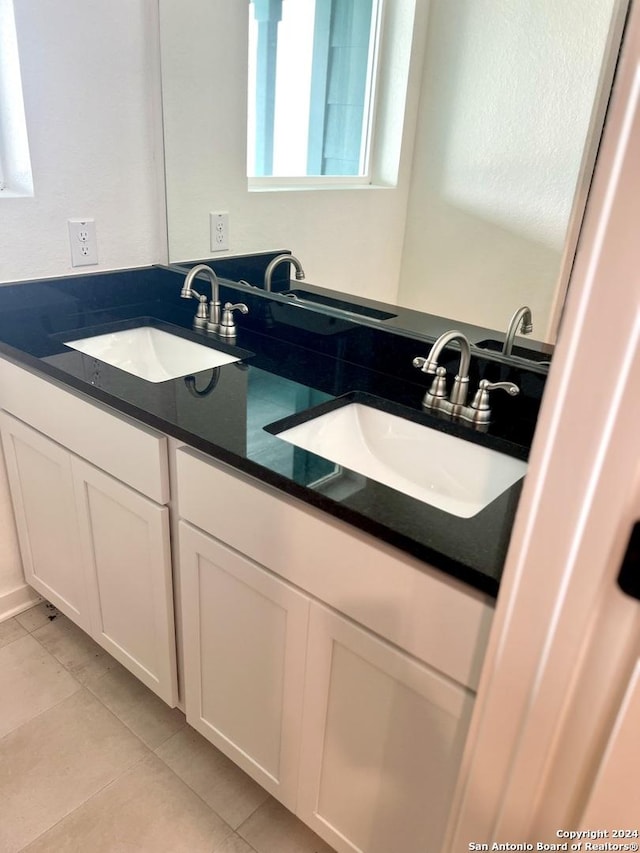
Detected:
left=275, top=402, right=527, bottom=518
left=64, top=325, right=241, bottom=382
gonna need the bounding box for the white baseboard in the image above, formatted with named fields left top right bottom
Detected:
left=0, top=584, right=42, bottom=623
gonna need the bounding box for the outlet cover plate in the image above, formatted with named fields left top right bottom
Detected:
left=68, top=219, right=98, bottom=267
left=209, top=212, right=229, bottom=252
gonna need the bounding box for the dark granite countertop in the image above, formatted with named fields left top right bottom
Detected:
left=0, top=263, right=547, bottom=597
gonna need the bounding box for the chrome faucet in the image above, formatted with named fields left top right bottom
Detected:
left=413, top=330, right=519, bottom=427
left=503, top=306, right=533, bottom=356
left=413, top=330, right=472, bottom=407
left=181, top=264, right=222, bottom=332
left=263, top=254, right=305, bottom=292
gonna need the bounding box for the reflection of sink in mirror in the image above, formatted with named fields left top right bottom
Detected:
left=475, top=339, right=552, bottom=364
left=272, top=400, right=527, bottom=518
left=64, top=326, right=242, bottom=382
left=283, top=290, right=397, bottom=322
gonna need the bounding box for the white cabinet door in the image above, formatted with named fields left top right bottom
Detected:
left=298, top=604, right=475, bottom=853
left=0, top=412, right=90, bottom=630
left=179, top=521, right=310, bottom=810
left=73, top=457, right=178, bottom=706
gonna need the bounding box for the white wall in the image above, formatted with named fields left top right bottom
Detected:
left=398, top=0, right=616, bottom=341
left=0, top=0, right=166, bottom=283
left=160, top=0, right=426, bottom=304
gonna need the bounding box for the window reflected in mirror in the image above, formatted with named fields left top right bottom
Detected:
left=248, top=0, right=381, bottom=179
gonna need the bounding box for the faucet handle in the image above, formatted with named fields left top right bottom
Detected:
left=421, top=366, right=448, bottom=410
left=427, top=366, right=447, bottom=398
left=218, top=302, right=249, bottom=339
left=413, top=356, right=436, bottom=373
left=466, top=380, right=519, bottom=426
left=223, top=302, right=249, bottom=316
left=193, top=294, right=209, bottom=329
left=471, top=380, right=519, bottom=412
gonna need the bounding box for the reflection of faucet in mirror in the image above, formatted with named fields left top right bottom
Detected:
left=160, top=4, right=625, bottom=355
left=413, top=330, right=519, bottom=428
left=160, top=3, right=624, bottom=357
left=263, top=254, right=305, bottom=292
left=503, top=306, right=533, bottom=357
left=181, top=264, right=222, bottom=332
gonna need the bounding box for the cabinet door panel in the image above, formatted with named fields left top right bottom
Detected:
left=73, top=457, right=177, bottom=706
left=298, top=604, right=475, bottom=853
left=179, top=521, right=309, bottom=809
left=0, top=412, right=89, bottom=629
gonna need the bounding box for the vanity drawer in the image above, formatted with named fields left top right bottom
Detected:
left=0, top=358, right=169, bottom=503
left=175, top=446, right=494, bottom=689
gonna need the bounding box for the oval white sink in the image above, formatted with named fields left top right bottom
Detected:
left=64, top=326, right=241, bottom=382
left=274, top=402, right=527, bottom=518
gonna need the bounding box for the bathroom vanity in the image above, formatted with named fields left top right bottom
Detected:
left=0, top=261, right=546, bottom=853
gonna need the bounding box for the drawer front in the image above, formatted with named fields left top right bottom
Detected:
left=0, top=358, right=169, bottom=503
left=176, top=447, right=494, bottom=690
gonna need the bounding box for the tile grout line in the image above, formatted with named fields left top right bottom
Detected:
left=216, top=833, right=262, bottom=853
left=16, top=607, right=244, bottom=842
left=6, top=607, right=194, bottom=850
left=11, top=607, right=291, bottom=853
left=150, top=734, right=245, bottom=838
left=4, top=611, right=166, bottom=829
left=82, top=673, right=188, bottom=752
left=27, top=612, right=119, bottom=688
left=14, top=602, right=59, bottom=634
left=0, top=638, right=84, bottom=746
left=234, top=796, right=275, bottom=841
left=0, top=686, right=83, bottom=748
left=21, top=605, right=189, bottom=754
left=14, top=749, right=155, bottom=853
left=0, top=626, right=28, bottom=651
left=231, top=830, right=262, bottom=853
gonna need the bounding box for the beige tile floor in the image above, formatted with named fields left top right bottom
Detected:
left=0, top=602, right=336, bottom=853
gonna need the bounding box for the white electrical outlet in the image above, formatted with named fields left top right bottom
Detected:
left=210, top=212, right=229, bottom=252
left=68, top=219, right=98, bottom=267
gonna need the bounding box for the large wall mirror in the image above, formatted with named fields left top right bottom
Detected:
left=159, top=0, right=628, bottom=349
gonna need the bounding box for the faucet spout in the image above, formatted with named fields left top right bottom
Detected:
left=414, top=330, right=471, bottom=407
left=503, top=306, right=533, bottom=356
left=181, top=264, right=221, bottom=331
left=421, top=330, right=471, bottom=380
left=263, top=254, right=305, bottom=292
